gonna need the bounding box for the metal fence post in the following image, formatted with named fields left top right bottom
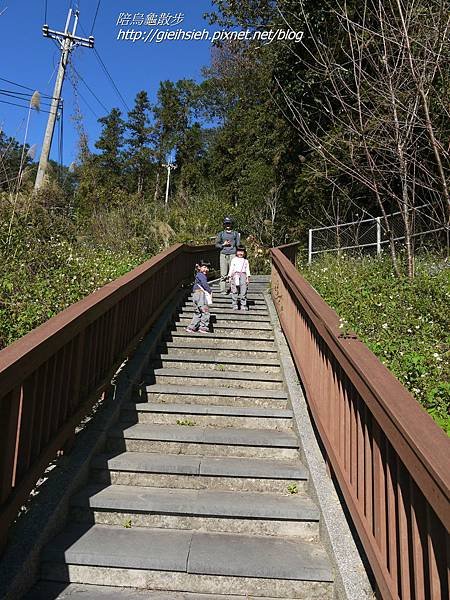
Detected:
left=376, top=217, right=381, bottom=255
left=308, top=229, right=313, bottom=264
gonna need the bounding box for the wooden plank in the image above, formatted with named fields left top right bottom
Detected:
left=373, top=422, right=387, bottom=559
left=410, top=480, right=426, bottom=600
left=16, top=371, right=38, bottom=480
left=364, top=405, right=373, bottom=530
left=386, top=443, right=399, bottom=597
left=30, top=361, right=49, bottom=460
left=0, top=388, right=22, bottom=503
left=397, top=462, right=411, bottom=599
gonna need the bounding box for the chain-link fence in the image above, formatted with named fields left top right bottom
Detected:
left=308, top=204, right=449, bottom=263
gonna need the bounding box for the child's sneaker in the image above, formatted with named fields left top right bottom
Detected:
left=232, top=306, right=239, bottom=311
left=240, top=306, right=249, bottom=311
left=199, top=327, right=210, bottom=333
left=185, top=327, right=197, bottom=333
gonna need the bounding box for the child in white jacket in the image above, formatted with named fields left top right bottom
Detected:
left=228, top=246, right=251, bottom=310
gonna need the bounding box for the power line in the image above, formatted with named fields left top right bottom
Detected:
left=0, top=76, right=56, bottom=99
left=90, top=0, right=101, bottom=36
left=0, top=99, right=52, bottom=114
left=44, top=0, right=48, bottom=23
left=93, top=48, right=130, bottom=113
left=58, top=101, right=64, bottom=175
left=0, top=89, right=53, bottom=108
left=77, top=21, right=129, bottom=113
left=77, top=89, right=100, bottom=119
left=70, top=63, right=109, bottom=113
left=0, top=76, right=34, bottom=92
left=67, top=61, right=101, bottom=119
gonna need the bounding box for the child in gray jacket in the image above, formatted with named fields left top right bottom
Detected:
left=186, top=262, right=212, bottom=333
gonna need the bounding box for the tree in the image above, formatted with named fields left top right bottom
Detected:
left=125, top=90, right=154, bottom=195
left=95, top=108, right=125, bottom=182
left=274, top=0, right=449, bottom=277
left=152, top=79, right=198, bottom=202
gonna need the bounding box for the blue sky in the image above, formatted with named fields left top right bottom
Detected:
left=0, top=0, right=217, bottom=165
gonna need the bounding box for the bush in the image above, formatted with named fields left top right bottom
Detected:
left=300, top=253, right=450, bottom=434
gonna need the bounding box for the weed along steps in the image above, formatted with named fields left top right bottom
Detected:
left=29, top=277, right=336, bottom=599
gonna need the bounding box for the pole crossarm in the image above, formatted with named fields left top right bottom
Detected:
left=42, top=25, right=94, bottom=49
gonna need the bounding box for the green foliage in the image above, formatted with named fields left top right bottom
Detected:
left=287, top=482, right=299, bottom=494
left=125, top=90, right=154, bottom=194
left=0, top=194, right=171, bottom=349
left=0, top=130, right=34, bottom=193
left=95, top=108, right=125, bottom=175
left=176, top=418, right=196, bottom=426
left=301, top=254, right=450, bottom=434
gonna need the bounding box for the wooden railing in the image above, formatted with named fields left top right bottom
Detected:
left=0, top=243, right=217, bottom=552
left=271, top=245, right=450, bottom=600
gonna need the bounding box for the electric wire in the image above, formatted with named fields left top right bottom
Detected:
left=0, top=89, right=53, bottom=108
left=57, top=101, right=64, bottom=179
left=76, top=90, right=100, bottom=119
left=93, top=48, right=130, bottom=112
left=44, top=0, right=48, bottom=23
left=78, top=21, right=130, bottom=113
left=0, top=99, right=52, bottom=114
left=0, top=77, right=56, bottom=99
left=0, top=77, right=34, bottom=92
left=67, top=60, right=100, bottom=119
left=90, top=0, right=101, bottom=36
left=70, top=64, right=109, bottom=113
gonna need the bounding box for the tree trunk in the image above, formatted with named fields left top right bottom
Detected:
left=153, top=170, right=160, bottom=204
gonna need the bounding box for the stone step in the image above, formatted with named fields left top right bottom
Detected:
left=71, top=484, right=319, bottom=539
left=162, top=338, right=277, bottom=353
left=180, top=308, right=270, bottom=321
left=146, top=383, right=288, bottom=409
left=121, top=402, right=292, bottom=430
left=152, top=353, right=281, bottom=374
left=181, top=306, right=269, bottom=316
left=168, top=320, right=274, bottom=342
left=149, top=368, right=284, bottom=391
left=186, top=293, right=267, bottom=312
left=152, top=377, right=283, bottom=392
left=107, top=423, right=299, bottom=459
left=26, top=582, right=325, bottom=600
left=166, top=327, right=274, bottom=342
left=41, top=525, right=334, bottom=598
left=177, top=317, right=273, bottom=329
left=199, top=291, right=264, bottom=298
left=144, top=394, right=287, bottom=410
left=91, top=452, right=308, bottom=493
left=219, top=289, right=269, bottom=293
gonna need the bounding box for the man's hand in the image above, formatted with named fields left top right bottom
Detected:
left=223, top=240, right=231, bottom=246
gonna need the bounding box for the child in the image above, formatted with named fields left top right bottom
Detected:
left=186, top=261, right=212, bottom=333
left=228, top=246, right=250, bottom=310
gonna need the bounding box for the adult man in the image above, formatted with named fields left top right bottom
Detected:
left=215, top=216, right=241, bottom=293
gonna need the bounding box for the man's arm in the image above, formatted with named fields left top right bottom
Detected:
left=215, top=232, right=223, bottom=249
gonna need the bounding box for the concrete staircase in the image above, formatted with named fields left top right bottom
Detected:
left=28, top=278, right=335, bottom=599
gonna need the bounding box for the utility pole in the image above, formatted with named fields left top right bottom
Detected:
left=163, top=162, right=177, bottom=207
left=34, top=8, right=94, bottom=190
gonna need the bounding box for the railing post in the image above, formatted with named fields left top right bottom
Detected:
left=308, top=229, right=313, bottom=264
left=376, top=217, right=381, bottom=255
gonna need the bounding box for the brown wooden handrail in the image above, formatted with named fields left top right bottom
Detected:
left=0, top=243, right=218, bottom=552
left=270, top=245, right=450, bottom=600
